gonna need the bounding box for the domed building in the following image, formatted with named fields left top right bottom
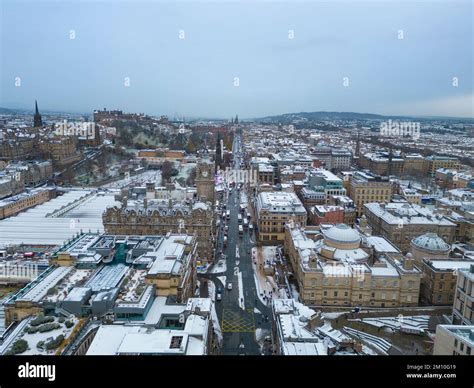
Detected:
left=410, top=233, right=451, bottom=265
left=318, top=224, right=369, bottom=263
left=322, top=224, right=361, bottom=250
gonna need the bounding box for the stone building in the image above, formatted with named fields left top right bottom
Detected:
left=256, top=191, right=307, bottom=243
left=410, top=233, right=451, bottom=267
left=284, top=224, right=421, bottom=307
left=103, top=199, right=215, bottom=262
left=0, top=187, right=56, bottom=220
left=349, top=171, right=393, bottom=217
left=452, top=265, right=474, bottom=326
left=195, top=158, right=215, bottom=204
left=364, top=202, right=456, bottom=252
left=419, top=258, right=473, bottom=306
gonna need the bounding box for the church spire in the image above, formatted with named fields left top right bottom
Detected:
left=388, top=146, right=393, bottom=176
left=355, top=129, right=361, bottom=157
left=33, top=100, right=43, bottom=127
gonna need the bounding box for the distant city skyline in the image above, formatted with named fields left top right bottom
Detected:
left=1, top=0, right=473, bottom=118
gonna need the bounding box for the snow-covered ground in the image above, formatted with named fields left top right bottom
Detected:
left=216, top=276, right=227, bottom=288
left=322, top=311, right=349, bottom=320
left=343, top=326, right=392, bottom=355
left=43, top=268, right=92, bottom=304
left=209, top=259, right=227, bottom=274
left=211, top=303, right=223, bottom=345
left=290, top=284, right=300, bottom=302
left=102, top=170, right=162, bottom=189
left=119, top=269, right=147, bottom=302
left=353, top=315, right=429, bottom=334
left=255, top=327, right=270, bottom=344
left=279, top=288, right=290, bottom=299
left=207, top=280, right=216, bottom=302
left=240, top=192, right=248, bottom=206
left=237, top=271, right=245, bottom=310
left=14, top=316, right=79, bottom=355
left=252, top=247, right=279, bottom=306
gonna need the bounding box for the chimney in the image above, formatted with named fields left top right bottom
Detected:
left=404, top=256, right=414, bottom=270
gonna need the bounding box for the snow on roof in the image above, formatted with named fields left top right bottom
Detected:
left=370, top=260, right=400, bottom=278
left=146, top=235, right=190, bottom=276
left=428, top=260, right=474, bottom=271
left=0, top=189, right=120, bottom=246
left=117, top=331, right=190, bottom=355
left=366, top=236, right=400, bottom=253
left=18, top=266, right=73, bottom=303
left=143, top=296, right=185, bottom=325
left=85, top=264, right=129, bottom=292
left=322, top=224, right=360, bottom=244
left=64, top=287, right=91, bottom=302
left=283, top=341, right=328, bottom=355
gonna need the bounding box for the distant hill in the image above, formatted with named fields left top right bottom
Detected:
left=0, top=107, right=20, bottom=114
left=256, top=111, right=414, bottom=123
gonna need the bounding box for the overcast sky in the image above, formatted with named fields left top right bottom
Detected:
left=1, top=0, right=472, bottom=118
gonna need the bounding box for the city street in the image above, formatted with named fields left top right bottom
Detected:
left=200, top=135, right=272, bottom=355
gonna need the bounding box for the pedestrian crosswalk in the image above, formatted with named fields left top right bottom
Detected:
left=221, top=308, right=255, bottom=333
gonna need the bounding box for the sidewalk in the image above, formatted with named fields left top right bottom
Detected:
left=252, top=246, right=279, bottom=306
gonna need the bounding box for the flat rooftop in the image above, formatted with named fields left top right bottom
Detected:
left=0, top=189, right=120, bottom=247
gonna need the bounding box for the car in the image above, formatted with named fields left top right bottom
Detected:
left=227, top=283, right=233, bottom=290
left=216, top=292, right=222, bottom=301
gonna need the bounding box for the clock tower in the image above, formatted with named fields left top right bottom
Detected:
left=196, top=158, right=215, bottom=203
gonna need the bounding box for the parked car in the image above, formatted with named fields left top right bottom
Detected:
left=227, top=283, right=233, bottom=290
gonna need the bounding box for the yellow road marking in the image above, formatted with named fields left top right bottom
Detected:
left=221, top=308, right=255, bottom=333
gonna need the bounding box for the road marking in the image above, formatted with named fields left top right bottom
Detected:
left=221, top=308, right=255, bottom=333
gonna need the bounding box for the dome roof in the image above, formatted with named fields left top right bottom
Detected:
left=411, top=233, right=450, bottom=252
left=322, top=224, right=361, bottom=244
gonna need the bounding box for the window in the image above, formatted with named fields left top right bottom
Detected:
left=170, top=336, right=183, bottom=349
